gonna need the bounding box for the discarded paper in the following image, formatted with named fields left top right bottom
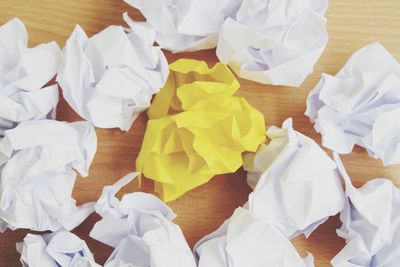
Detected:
left=90, top=173, right=196, bottom=267
left=243, top=118, right=345, bottom=238
left=217, top=0, right=328, bottom=86
left=137, top=59, right=266, bottom=202
left=194, top=207, right=314, bottom=267
left=0, top=120, right=97, bottom=232
left=306, top=42, right=400, bottom=165
left=124, top=0, right=241, bottom=53
left=332, top=153, right=400, bottom=266
left=17, top=230, right=100, bottom=267
left=0, top=18, right=60, bottom=136
left=57, top=13, right=169, bottom=131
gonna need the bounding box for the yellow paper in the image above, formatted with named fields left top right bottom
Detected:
left=137, top=59, right=266, bottom=202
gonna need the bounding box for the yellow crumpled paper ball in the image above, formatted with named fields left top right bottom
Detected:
left=136, top=59, right=266, bottom=202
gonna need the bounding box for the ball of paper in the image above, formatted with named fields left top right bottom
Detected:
left=243, top=118, right=345, bottom=238
left=0, top=120, right=97, bottom=232
left=0, top=18, right=60, bottom=136
left=57, top=13, right=169, bottom=131
left=332, top=154, right=400, bottom=266
left=17, top=231, right=100, bottom=267
left=136, top=59, right=266, bottom=201
left=90, top=173, right=196, bottom=267
left=217, top=0, right=328, bottom=87
left=194, top=207, right=314, bottom=267
left=306, top=42, right=400, bottom=165
left=125, top=0, right=241, bottom=53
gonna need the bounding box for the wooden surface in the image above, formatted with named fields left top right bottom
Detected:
left=0, top=0, right=400, bottom=266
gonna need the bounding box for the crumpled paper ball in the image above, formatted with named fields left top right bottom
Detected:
left=124, top=0, right=241, bottom=53
left=306, top=42, right=400, bottom=165
left=89, top=173, right=196, bottom=267
left=0, top=120, right=97, bottom=232
left=243, top=118, right=345, bottom=238
left=194, top=207, right=314, bottom=267
left=217, top=0, right=328, bottom=87
left=332, top=153, right=400, bottom=267
left=57, top=13, right=169, bottom=131
left=0, top=18, right=60, bottom=136
left=17, top=230, right=100, bottom=267
left=136, top=59, right=266, bottom=201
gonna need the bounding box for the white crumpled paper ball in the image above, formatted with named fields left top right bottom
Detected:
left=0, top=120, right=97, bottom=232
left=125, top=0, right=242, bottom=53
left=306, top=42, right=400, bottom=165
left=0, top=18, right=60, bottom=136
left=243, top=118, right=345, bottom=238
left=216, top=0, right=328, bottom=87
left=332, top=153, right=400, bottom=267
left=90, top=173, right=197, bottom=267
left=57, top=13, right=169, bottom=131
left=17, top=230, right=100, bottom=267
left=194, top=207, right=314, bottom=267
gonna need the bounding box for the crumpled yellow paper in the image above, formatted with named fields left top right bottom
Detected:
left=137, top=59, right=266, bottom=202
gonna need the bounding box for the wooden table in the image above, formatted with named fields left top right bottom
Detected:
left=0, top=0, right=399, bottom=266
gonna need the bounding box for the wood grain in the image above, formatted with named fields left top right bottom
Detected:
left=0, top=0, right=399, bottom=266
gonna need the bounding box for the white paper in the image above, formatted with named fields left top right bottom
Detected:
left=194, top=207, right=314, bottom=267
left=0, top=18, right=60, bottom=136
left=243, top=118, right=345, bottom=238
left=0, top=120, right=97, bottom=232
left=306, top=42, right=400, bottom=165
left=331, top=153, right=400, bottom=267
left=57, top=13, right=169, bottom=131
left=216, top=0, right=328, bottom=87
left=17, top=230, right=100, bottom=267
left=89, top=173, right=196, bottom=267
left=124, top=0, right=241, bottom=53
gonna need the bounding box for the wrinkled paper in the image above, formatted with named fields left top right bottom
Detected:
left=306, top=42, right=400, bottom=165
left=194, top=207, right=314, bottom=267
left=0, top=18, right=60, bottom=136
left=89, top=173, right=196, bottom=267
left=137, top=59, right=266, bottom=202
left=216, top=0, right=328, bottom=86
left=243, top=118, right=345, bottom=238
left=57, top=13, right=169, bottom=131
left=332, top=153, right=400, bottom=267
left=17, top=230, right=100, bottom=267
left=0, top=120, right=97, bottom=232
left=124, top=0, right=241, bottom=53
